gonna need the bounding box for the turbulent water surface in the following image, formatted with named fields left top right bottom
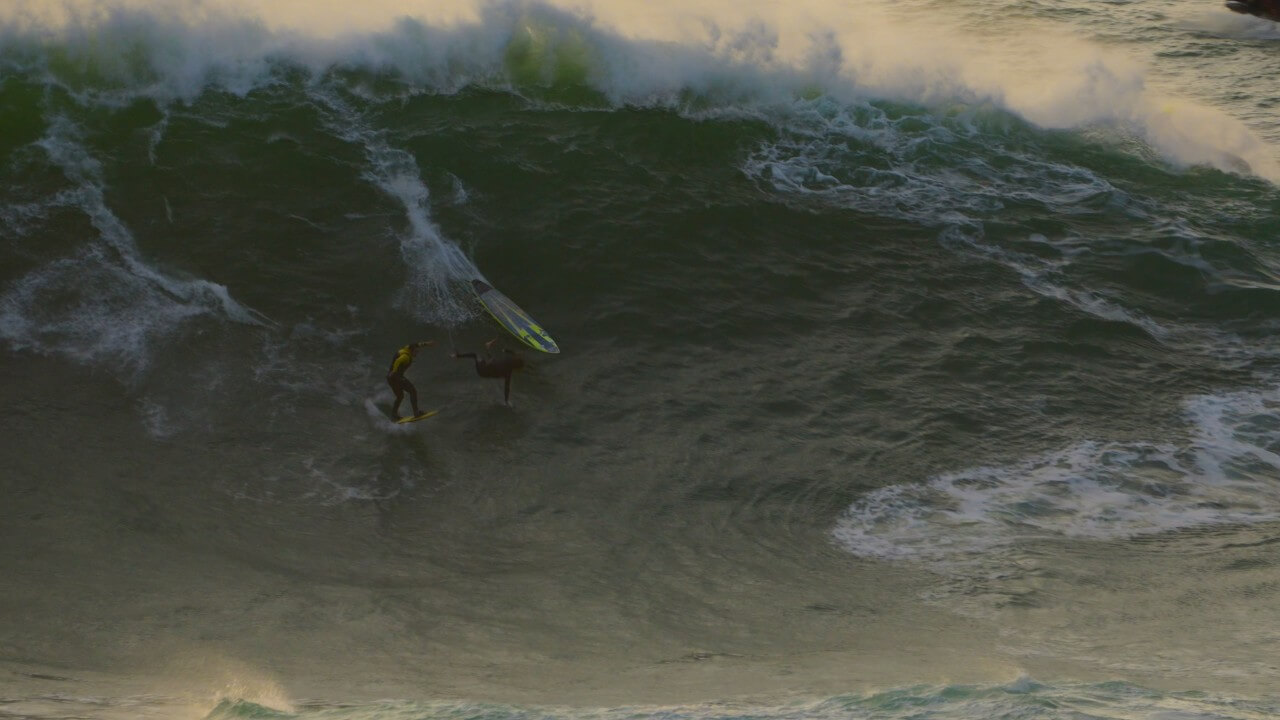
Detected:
left=3, top=1, right=1280, bottom=718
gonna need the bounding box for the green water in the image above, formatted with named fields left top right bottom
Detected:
left=3, top=1, right=1280, bottom=718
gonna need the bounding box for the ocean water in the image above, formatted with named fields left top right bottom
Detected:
left=3, top=1, right=1280, bottom=718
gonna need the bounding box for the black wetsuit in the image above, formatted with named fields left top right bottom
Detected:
left=455, top=348, right=523, bottom=404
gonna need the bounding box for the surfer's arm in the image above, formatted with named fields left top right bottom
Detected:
left=414, top=340, right=435, bottom=349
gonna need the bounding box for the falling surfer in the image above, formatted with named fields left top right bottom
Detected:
left=386, top=340, right=436, bottom=419
left=1225, top=0, right=1280, bottom=21
left=451, top=339, right=525, bottom=406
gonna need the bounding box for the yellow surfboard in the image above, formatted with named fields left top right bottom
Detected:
left=471, top=279, right=559, bottom=353
left=396, top=409, right=440, bottom=424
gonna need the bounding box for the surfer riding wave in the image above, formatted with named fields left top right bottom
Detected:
left=386, top=340, right=435, bottom=419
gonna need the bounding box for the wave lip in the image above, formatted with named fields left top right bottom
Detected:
left=3, top=0, right=1276, bottom=182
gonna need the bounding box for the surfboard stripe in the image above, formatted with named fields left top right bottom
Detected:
left=472, top=279, right=560, bottom=353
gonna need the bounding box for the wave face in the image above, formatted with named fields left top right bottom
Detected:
left=4, top=1, right=1280, bottom=718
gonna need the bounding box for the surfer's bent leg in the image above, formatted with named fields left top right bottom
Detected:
left=453, top=352, right=484, bottom=374
left=405, top=379, right=421, bottom=415
left=388, top=375, right=420, bottom=417
left=503, top=374, right=512, bottom=406
left=388, top=377, right=406, bottom=417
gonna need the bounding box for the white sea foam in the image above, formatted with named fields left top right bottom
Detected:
left=832, top=385, right=1280, bottom=567
left=1174, top=5, right=1280, bottom=41
left=0, top=117, right=268, bottom=377
left=250, top=323, right=370, bottom=410
left=363, top=396, right=421, bottom=436
left=739, top=99, right=1007, bottom=225
left=967, top=237, right=1171, bottom=340
left=2, top=0, right=1275, bottom=181
left=137, top=396, right=179, bottom=439
left=299, top=454, right=403, bottom=504
left=307, top=87, right=482, bottom=326
left=0, top=198, right=71, bottom=258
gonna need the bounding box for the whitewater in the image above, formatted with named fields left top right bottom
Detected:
left=3, top=0, right=1280, bottom=718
